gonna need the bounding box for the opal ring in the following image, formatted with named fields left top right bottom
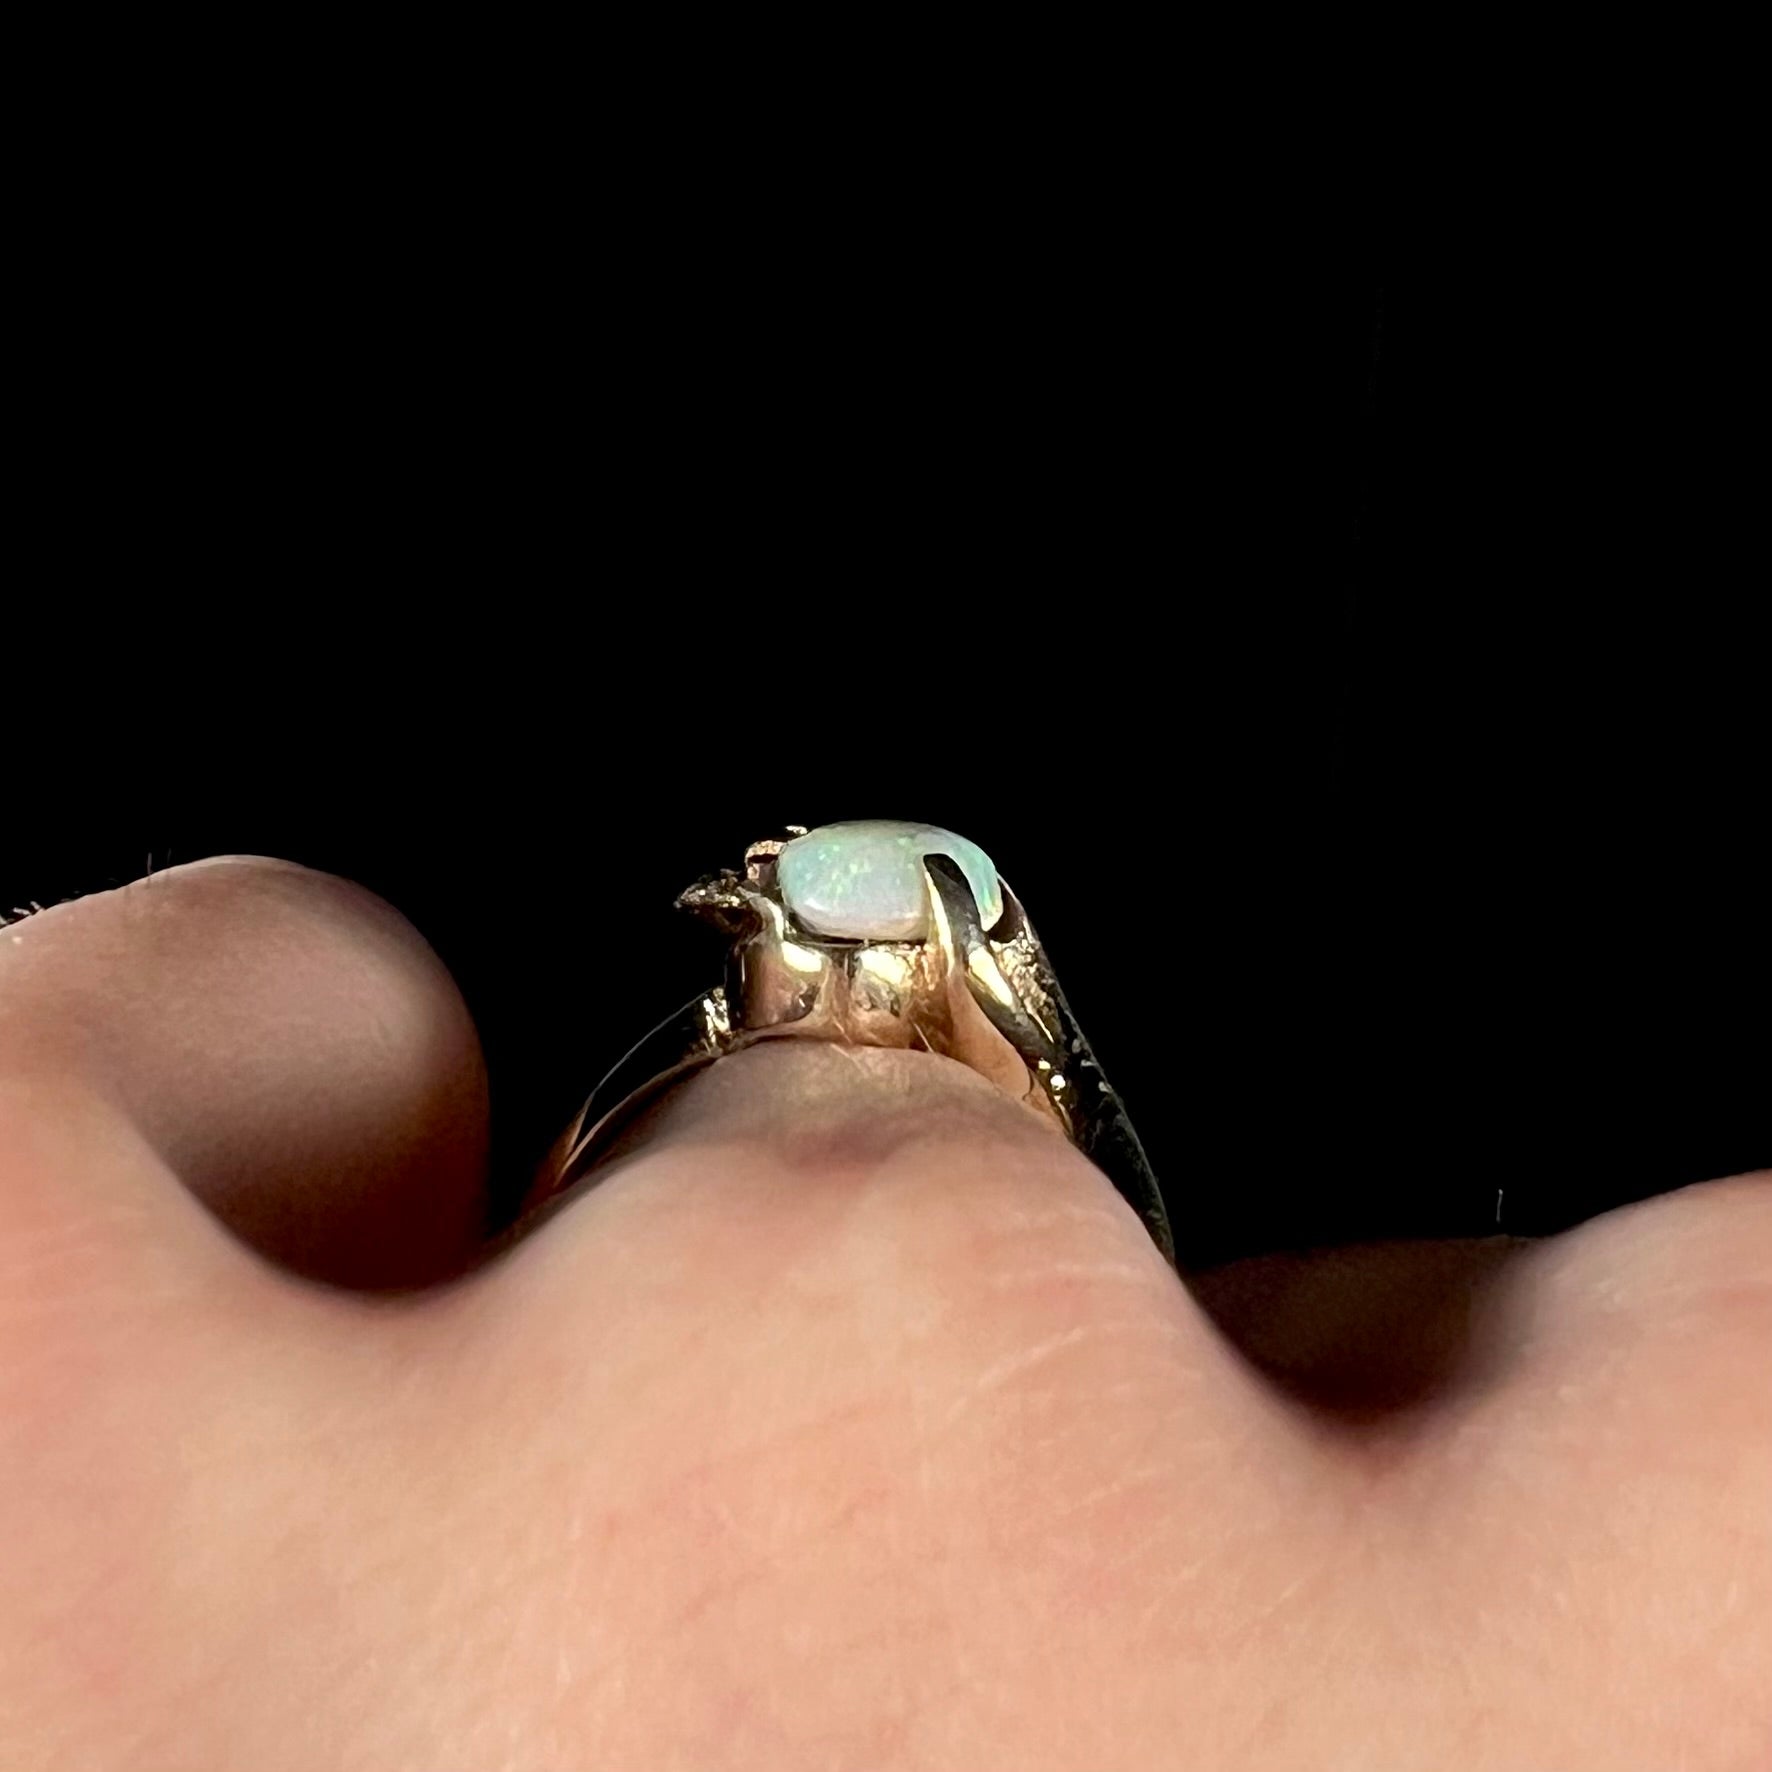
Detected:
left=524, top=821, right=1176, bottom=1265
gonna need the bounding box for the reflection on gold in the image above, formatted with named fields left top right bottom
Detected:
left=850, top=945, right=911, bottom=1017
left=780, top=940, right=826, bottom=975
left=856, top=948, right=911, bottom=991
left=922, top=869, right=954, bottom=956
left=966, top=946, right=1019, bottom=1009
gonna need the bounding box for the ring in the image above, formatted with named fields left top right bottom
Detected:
left=526, top=821, right=1175, bottom=1265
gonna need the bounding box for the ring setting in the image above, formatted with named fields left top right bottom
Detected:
left=530, top=821, right=1174, bottom=1264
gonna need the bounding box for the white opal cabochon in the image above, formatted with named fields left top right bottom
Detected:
left=776, top=820, right=1004, bottom=941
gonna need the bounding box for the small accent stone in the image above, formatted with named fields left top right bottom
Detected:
left=777, top=820, right=1003, bottom=941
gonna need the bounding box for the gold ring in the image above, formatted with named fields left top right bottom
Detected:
left=525, top=821, right=1175, bottom=1265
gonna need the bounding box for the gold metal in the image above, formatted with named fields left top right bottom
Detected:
left=527, top=833, right=1175, bottom=1264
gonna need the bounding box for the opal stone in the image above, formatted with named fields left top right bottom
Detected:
left=777, top=820, right=1003, bottom=941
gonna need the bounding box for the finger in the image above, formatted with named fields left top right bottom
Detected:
left=1487, top=1167, right=1772, bottom=1441
left=386, top=1041, right=1336, bottom=1762
left=8, top=1039, right=1275, bottom=1769
left=1185, top=1234, right=1531, bottom=1412
left=0, top=855, right=488, bottom=1288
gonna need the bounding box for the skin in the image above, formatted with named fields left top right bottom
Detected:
left=0, top=857, right=1766, bottom=1771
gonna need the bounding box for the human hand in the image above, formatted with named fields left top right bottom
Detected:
left=3, top=859, right=1766, bottom=1770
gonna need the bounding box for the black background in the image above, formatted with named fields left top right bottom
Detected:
left=5, top=158, right=1763, bottom=1268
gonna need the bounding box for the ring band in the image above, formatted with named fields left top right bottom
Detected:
left=525, top=822, right=1175, bottom=1265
